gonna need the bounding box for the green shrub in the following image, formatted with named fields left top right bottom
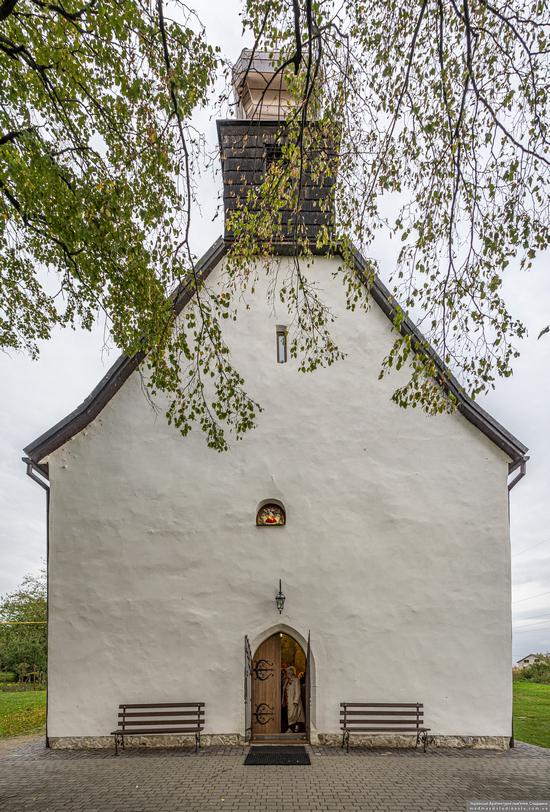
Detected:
left=0, top=672, right=15, bottom=683
left=0, top=682, right=46, bottom=692
left=514, top=657, right=550, bottom=685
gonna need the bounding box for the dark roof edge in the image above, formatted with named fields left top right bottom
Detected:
left=23, top=235, right=527, bottom=469
left=23, top=237, right=227, bottom=464
left=349, top=245, right=528, bottom=464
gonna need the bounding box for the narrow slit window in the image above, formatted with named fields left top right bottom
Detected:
left=276, top=326, right=288, bottom=364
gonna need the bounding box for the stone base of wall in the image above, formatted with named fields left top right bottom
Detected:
left=317, top=733, right=510, bottom=750
left=48, top=733, right=244, bottom=750
left=49, top=733, right=510, bottom=751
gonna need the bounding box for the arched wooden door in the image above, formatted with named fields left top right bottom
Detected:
left=250, top=631, right=309, bottom=740
left=251, top=634, right=281, bottom=737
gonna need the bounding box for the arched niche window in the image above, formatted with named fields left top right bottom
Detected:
left=256, top=502, right=286, bottom=527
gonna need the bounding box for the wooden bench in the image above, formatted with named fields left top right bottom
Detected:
left=340, top=702, right=430, bottom=752
left=111, top=702, right=205, bottom=755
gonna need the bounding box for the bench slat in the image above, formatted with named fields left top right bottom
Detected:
left=340, top=703, right=422, bottom=708
left=342, top=727, right=429, bottom=733
left=343, top=725, right=423, bottom=729
left=119, top=711, right=204, bottom=718
left=119, top=703, right=204, bottom=709
left=343, top=719, right=422, bottom=726
left=118, top=719, right=202, bottom=727
left=342, top=719, right=422, bottom=733
left=112, top=727, right=204, bottom=735
left=340, top=710, right=422, bottom=717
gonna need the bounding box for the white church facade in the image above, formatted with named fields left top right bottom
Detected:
left=23, top=52, right=528, bottom=751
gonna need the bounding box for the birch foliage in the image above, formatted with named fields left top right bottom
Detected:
left=1, top=0, right=548, bottom=450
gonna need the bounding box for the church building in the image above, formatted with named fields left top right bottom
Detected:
left=23, top=51, right=528, bottom=750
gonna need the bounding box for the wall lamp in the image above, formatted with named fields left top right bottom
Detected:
left=275, top=579, right=286, bottom=614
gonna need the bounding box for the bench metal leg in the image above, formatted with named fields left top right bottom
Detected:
left=114, top=733, right=123, bottom=756
left=416, top=731, right=428, bottom=752
left=195, top=732, right=200, bottom=753
left=342, top=730, right=350, bottom=753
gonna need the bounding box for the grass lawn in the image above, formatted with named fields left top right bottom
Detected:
left=0, top=690, right=46, bottom=738
left=513, top=681, right=550, bottom=748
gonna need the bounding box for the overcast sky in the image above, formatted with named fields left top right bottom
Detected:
left=0, top=0, right=549, bottom=665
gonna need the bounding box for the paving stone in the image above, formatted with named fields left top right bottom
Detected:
left=0, top=736, right=549, bottom=811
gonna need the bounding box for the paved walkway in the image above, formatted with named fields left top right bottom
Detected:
left=0, top=736, right=549, bottom=811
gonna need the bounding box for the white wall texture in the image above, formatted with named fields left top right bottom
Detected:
left=44, top=255, right=513, bottom=743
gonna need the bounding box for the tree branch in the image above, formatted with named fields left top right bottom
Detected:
left=29, top=0, right=95, bottom=21
left=0, top=0, right=18, bottom=21
left=0, top=128, right=33, bottom=147
left=292, top=0, right=302, bottom=74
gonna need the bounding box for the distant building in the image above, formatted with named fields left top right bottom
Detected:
left=516, top=653, right=550, bottom=669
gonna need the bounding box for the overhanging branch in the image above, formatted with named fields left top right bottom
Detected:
left=0, top=0, right=18, bottom=21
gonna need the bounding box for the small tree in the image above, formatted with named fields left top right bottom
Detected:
left=0, top=570, right=47, bottom=679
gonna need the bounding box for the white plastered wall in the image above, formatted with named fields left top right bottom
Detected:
left=45, top=255, right=512, bottom=740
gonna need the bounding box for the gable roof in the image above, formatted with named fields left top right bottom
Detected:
left=518, top=654, right=549, bottom=662
left=23, top=237, right=528, bottom=471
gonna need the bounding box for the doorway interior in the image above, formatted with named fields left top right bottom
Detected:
left=251, top=632, right=308, bottom=742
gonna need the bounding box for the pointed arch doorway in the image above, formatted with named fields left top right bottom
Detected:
left=245, top=630, right=311, bottom=742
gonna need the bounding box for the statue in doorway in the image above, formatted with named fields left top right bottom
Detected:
left=284, top=666, right=305, bottom=733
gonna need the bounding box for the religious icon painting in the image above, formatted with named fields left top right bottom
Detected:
left=256, top=503, right=286, bottom=526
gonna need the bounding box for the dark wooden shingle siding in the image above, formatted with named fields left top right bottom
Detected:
left=217, top=120, right=336, bottom=242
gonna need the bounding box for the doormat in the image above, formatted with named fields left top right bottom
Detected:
left=244, top=746, right=311, bottom=766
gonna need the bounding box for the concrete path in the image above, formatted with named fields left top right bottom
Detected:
left=0, top=736, right=549, bottom=811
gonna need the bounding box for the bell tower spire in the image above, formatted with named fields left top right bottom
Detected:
left=217, top=48, right=336, bottom=246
